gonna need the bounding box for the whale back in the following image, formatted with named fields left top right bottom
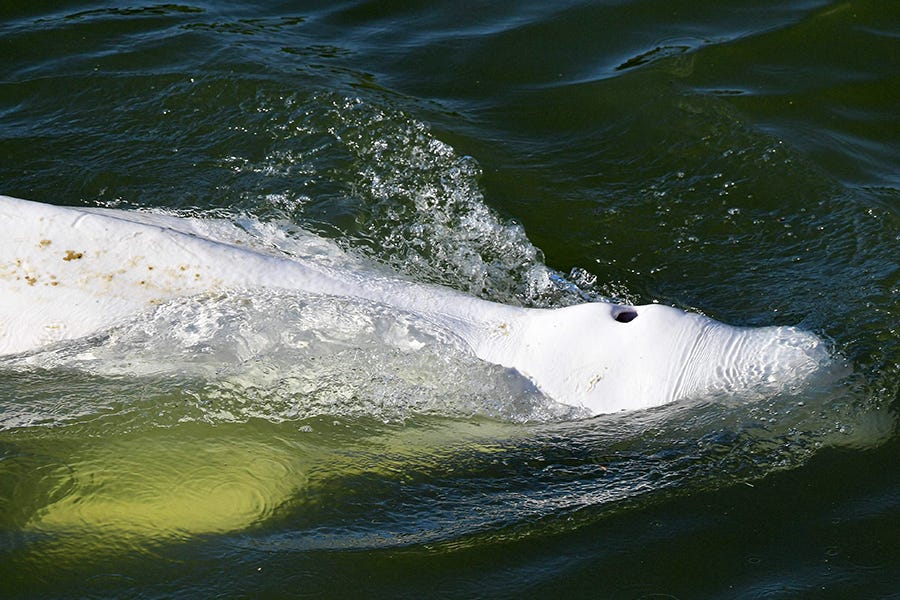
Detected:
left=0, top=196, right=349, bottom=355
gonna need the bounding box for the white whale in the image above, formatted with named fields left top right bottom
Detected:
left=0, top=195, right=829, bottom=415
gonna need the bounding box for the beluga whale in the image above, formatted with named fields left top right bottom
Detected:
left=0, top=195, right=829, bottom=415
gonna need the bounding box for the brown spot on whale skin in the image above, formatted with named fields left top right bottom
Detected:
left=39, top=239, right=52, bottom=248
left=25, top=275, right=37, bottom=286
left=63, top=250, right=84, bottom=261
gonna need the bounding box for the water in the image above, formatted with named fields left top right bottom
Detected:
left=0, top=1, right=897, bottom=597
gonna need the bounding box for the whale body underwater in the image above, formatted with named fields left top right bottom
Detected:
left=0, top=195, right=830, bottom=415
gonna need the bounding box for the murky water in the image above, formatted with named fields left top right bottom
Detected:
left=1, top=1, right=897, bottom=597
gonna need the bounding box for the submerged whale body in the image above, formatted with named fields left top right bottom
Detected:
left=0, top=195, right=829, bottom=415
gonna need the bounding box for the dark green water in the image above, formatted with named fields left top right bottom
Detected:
left=1, top=1, right=897, bottom=598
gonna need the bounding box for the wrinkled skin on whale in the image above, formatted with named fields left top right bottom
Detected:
left=0, top=195, right=829, bottom=415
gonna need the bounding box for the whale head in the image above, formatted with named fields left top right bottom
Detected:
left=506, top=302, right=830, bottom=415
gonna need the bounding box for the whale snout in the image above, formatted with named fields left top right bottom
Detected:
left=679, top=321, right=832, bottom=403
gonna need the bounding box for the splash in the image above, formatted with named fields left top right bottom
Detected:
left=230, top=91, right=597, bottom=306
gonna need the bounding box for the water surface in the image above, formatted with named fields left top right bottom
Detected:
left=1, top=1, right=897, bottom=598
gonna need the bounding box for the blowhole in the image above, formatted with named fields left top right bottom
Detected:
left=613, top=307, right=638, bottom=323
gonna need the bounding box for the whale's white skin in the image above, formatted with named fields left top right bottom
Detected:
left=0, top=195, right=828, bottom=415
